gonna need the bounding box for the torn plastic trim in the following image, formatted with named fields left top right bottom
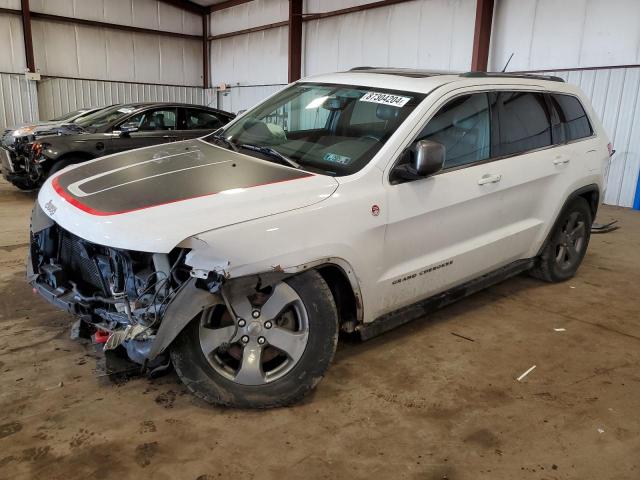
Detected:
left=27, top=203, right=55, bottom=282
left=146, top=277, right=223, bottom=359
left=184, top=246, right=230, bottom=280
left=146, top=257, right=365, bottom=359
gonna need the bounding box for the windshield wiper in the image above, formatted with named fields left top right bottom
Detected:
left=239, top=144, right=300, bottom=169
left=209, top=133, right=238, bottom=152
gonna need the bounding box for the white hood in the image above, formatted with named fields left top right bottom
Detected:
left=38, top=139, right=338, bottom=252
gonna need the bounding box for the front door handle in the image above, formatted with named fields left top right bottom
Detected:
left=478, top=173, right=502, bottom=185
left=553, top=154, right=571, bottom=165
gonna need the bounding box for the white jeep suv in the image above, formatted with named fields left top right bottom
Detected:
left=29, top=68, right=610, bottom=407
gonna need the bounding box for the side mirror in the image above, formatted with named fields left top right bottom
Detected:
left=118, top=123, right=139, bottom=136
left=392, top=139, right=445, bottom=182
left=411, top=139, right=445, bottom=176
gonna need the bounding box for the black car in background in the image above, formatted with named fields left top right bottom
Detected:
left=1, top=107, right=105, bottom=189
left=1, top=102, right=235, bottom=190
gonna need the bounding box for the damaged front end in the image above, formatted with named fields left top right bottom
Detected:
left=28, top=210, right=226, bottom=372
left=1, top=138, right=46, bottom=189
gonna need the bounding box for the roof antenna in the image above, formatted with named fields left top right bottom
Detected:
left=501, top=53, right=514, bottom=72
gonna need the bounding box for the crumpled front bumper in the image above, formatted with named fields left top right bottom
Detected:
left=1, top=145, right=32, bottom=185
left=1, top=147, right=15, bottom=175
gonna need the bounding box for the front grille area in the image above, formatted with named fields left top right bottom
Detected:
left=58, top=229, right=105, bottom=292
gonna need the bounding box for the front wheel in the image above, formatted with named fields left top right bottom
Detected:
left=530, top=197, right=593, bottom=282
left=46, top=158, right=81, bottom=179
left=170, top=270, right=339, bottom=408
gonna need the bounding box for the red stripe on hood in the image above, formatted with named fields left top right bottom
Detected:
left=51, top=174, right=314, bottom=216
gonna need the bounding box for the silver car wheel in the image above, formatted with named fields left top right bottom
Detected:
left=198, top=281, right=310, bottom=386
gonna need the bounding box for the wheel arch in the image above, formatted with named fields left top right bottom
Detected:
left=46, top=151, right=96, bottom=173
left=315, top=263, right=362, bottom=333
left=148, top=258, right=364, bottom=359
left=537, top=183, right=599, bottom=256
left=276, top=257, right=364, bottom=331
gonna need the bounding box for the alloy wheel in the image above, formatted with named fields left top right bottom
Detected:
left=198, top=282, right=309, bottom=386
left=555, top=211, right=587, bottom=270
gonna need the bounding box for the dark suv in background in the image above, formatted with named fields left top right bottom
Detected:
left=1, top=102, right=234, bottom=190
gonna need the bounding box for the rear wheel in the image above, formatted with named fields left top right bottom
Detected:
left=171, top=270, right=339, bottom=408
left=531, top=197, right=592, bottom=282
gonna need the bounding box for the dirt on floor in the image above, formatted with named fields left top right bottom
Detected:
left=0, top=177, right=639, bottom=480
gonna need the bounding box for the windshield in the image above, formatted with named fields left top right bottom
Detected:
left=75, top=105, right=138, bottom=130
left=206, top=83, right=425, bottom=176
left=50, top=108, right=92, bottom=122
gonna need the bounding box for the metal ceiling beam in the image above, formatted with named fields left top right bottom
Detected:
left=20, top=0, right=35, bottom=73
left=29, top=11, right=201, bottom=40
left=208, top=0, right=418, bottom=42
left=303, top=0, right=416, bottom=21
left=0, top=7, right=20, bottom=16
left=208, top=20, right=288, bottom=41
left=470, top=0, right=494, bottom=72
left=157, top=0, right=208, bottom=15
left=210, top=0, right=253, bottom=13
left=288, top=0, right=302, bottom=82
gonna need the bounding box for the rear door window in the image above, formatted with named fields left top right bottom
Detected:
left=125, top=108, right=177, bottom=131
left=550, top=94, right=593, bottom=142
left=496, top=92, right=552, bottom=156
left=184, top=108, right=224, bottom=130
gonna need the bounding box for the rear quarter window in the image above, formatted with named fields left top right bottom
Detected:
left=551, top=94, right=593, bottom=142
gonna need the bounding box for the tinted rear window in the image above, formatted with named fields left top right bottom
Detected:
left=497, top=91, right=552, bottom=156
left=551, top=94, right=593, bottom=142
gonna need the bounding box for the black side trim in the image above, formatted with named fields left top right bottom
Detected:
left=358, top=258, right=535, bottom=340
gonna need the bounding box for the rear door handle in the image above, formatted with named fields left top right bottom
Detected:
left=478, top=173, right=502, bottom=185
left=553, top=154, right=571, bottom=165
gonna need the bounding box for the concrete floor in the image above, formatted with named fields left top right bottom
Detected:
left=0, top=177, right=639, bottom=480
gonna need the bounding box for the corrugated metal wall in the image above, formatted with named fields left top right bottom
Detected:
left=0, top=10, right=26, bottom=73
left=540, top=67, right=640, bottom=208
left=209, top=0, right=288, bottom=113
left=212, top=85, right=285, bottom=114
left=0, top=0, right=206, bottom=131
left=31, top=21, right=203, bottom=87
left=490, top=0, right=640, bottom=72
left=0, top=73, right=38, bottom=128
left=29, top=0, right=202, bottom=36
left=303, top=0, right=475, bottom=76
left=37, top=77, right=206, bottom=121
left=209, top=0, right=476, bottom=113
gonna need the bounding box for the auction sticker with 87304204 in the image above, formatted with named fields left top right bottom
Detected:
left=359, top=91, right=412, bottom=107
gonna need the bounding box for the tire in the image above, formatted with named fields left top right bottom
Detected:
left=10, top=177, right=40, bottom=191
left=530, top=197, right=593, bottom=283
left=170, top=270, right=339, bottom=408
left=46, top=157, right=82, bottom=179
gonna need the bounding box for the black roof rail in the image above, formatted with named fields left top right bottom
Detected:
left=460, top=71, right=565, bottom=82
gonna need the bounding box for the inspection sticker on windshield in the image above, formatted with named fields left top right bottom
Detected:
left=324, top=152, right=352, bottom=165
left=359, top=91, right=411, bottom=107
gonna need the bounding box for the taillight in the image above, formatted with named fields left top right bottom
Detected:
left=607, top=142, right=615, bottom=157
